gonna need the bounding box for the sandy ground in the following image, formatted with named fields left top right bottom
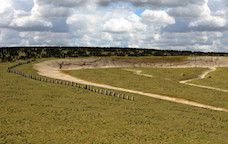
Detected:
left=34, top=57, right=228, bottom=112
left=123, top=69, right=154, bottom=78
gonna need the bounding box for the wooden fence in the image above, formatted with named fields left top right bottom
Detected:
left=7, top=60, right=135, bottom=101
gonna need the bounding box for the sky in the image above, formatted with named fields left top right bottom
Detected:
left=0, top=0, right=227, bottom=52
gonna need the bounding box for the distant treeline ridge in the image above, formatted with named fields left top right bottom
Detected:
left=0, top=47, right=227, bottom=62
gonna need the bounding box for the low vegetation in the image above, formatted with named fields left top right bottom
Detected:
left=1, top=61, right=228, bottom=143
left=191, top=67, right=228, bottom=90
left=110, top=56, right=187, bottom=64
left=65, top=67, right=228, bottom=109
left=1, top=47, right=227, bottom=62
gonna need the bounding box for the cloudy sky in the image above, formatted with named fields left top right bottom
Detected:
left=0, top=0, right=227, bottom=52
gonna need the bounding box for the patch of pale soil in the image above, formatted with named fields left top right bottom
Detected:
left=123, top=69, right=153, bottom=78
left=34, top=57, right=228, bottom=112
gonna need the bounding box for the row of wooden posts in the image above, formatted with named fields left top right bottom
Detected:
left=7, top=60, right=135, bottom=101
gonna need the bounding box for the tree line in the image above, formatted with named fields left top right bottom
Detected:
left=1, top=46, right=227, bottom=62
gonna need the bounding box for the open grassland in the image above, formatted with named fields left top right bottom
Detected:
left=1, top=62, right=228, bottom=143
left=190, top=67, right=228, bottom=90
left=15, top=61, right=38, bottom=74
left=65, top=67, right=228, bottom=109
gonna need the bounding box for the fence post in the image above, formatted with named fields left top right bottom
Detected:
left=8, top=61, right=135, bottom=102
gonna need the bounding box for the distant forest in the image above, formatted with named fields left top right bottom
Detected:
left=0, top=47, right=227, bottom=62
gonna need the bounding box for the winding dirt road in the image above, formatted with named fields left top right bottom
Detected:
left=180, top=67, right=228, bottom=93
left=34, top=58, right=228, bottom=113
left=124, top=67, right=228, bottom=93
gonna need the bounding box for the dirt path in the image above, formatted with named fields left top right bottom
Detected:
left=180, top=67, right=228, bottom=93
left=34, top=60, right=228, bottom=113
left=124, top=67, right=228, bottom=93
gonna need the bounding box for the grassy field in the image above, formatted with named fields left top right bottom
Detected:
left=190, top=67, right=228, bottom=90
left=1, top=60, right=228, bottom=143
left=65, top=67, right=228, bottom=109
left=110, top=56, right=187, bottom=64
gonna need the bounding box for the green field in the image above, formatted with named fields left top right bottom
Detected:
left=1, top=60, right=228, bottom=143
left=65, top=67, right=228, bottom=109
left=191, top=67, right=228, bottom=90
left=109, top=56, right=187, bottom=64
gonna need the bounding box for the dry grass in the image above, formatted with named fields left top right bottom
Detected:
left=191, top=67, right=228, bottom=90
left=65, top=67, right=228, bottom=109
left=1, top=58, right=228, bottom=143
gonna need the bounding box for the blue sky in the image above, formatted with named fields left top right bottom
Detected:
left=135, top=8, right=144, bottom=16
left=0, top=0, right=227, bottom=52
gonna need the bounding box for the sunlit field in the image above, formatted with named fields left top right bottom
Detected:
left=65, top=67, right=228, bottom=109
left=1, top=0, right=228, bottom=142
left=1, top=57, right=228, bottom=143
left=191, top=67, right=228, bottom=90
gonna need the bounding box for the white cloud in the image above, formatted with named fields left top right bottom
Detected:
left=168, top=4, right=209, bottom=17
left=67, top=14, right=98, bottom=26
left=101, top=32, right=113, bottom=41
left=127, top=14, right=147, bottom=31
left=189, top=15, right=226, bottom=28
left=0, top=0, right=12, bottom=14
left=97, top=0, right=206, bottom=8
left=182, top=0, right=227, bottom=30
left=19, top=31, right=72, bottom=45
left=142, top=10, right=175, bottom=25
left=10, top=15, right=52, bottom=30
left=0, top=28, right=21, bottom=46
left=0, top=0, right=14, bottom=26
left=103, top=18, right=133, bottom=33
left=32, top=3, right=71, bottom=17
left=34, top=0, right=87, bottom=7
left=0, top=0, right=227, bottom=52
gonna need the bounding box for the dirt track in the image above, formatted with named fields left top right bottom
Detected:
left=34, top=57, right=228, bottom=112
left=124, top=68, right=228, bottom=92
left=180, top=67, right=228, bottom=93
